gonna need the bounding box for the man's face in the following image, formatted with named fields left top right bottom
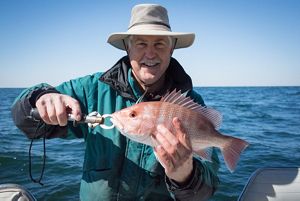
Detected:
left=127, top=35, right=173, bottom=87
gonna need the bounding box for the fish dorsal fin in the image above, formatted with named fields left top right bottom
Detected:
left=161, top=89, right=223, bottom=129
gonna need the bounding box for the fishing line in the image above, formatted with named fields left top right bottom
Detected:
left=136, top=87, right=148, bottom=104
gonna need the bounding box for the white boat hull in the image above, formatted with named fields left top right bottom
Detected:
left=238, top=167, right=300, bottom=201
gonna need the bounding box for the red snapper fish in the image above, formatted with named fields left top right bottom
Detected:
left=110, top=90, right=249, bottom=172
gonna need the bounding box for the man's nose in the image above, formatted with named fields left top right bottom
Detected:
left=144, top=45, right=156, bottom=59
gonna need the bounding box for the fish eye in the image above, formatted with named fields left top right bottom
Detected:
left=129, top=111, right=137, bottom=118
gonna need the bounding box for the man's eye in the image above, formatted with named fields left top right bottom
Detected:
left=136, top=42, right=146, bottom=48
left=155, top=43, right=166, bottom=49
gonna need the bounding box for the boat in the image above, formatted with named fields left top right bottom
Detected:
left=0, top=183, right=36, bottom=201
left=1, top=167, right=299, bottom=201
left=238, top=167, right=300, bottom=201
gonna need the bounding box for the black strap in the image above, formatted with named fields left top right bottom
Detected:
left=173, top=38, right=178, bottom=50
left=28, top=121, right=46, bottom=186
left=128, top=21, right=171, bottom=30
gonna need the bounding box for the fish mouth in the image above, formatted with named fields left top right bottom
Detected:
left=110, top=115, right=124, bottom=131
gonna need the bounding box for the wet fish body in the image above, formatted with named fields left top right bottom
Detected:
left=111, top=90, right=249, bottom=172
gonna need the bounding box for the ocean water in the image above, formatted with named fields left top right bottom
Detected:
left=0, top=87, right=299, bottom=201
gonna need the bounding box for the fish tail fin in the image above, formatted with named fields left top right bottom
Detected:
left=221, top=136, right=249, bottom=172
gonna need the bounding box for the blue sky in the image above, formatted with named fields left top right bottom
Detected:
left=0, top=0, right=299, bottom=87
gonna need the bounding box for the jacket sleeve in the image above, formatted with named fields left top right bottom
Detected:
left=11, top=73, right=95, bottom=139
left=11, top=83, right=68, bottom=139
left=164, top=89, right=220, bottom=200
left=166, top=155, right=220, bottom=201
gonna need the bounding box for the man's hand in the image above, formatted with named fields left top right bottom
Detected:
left=35, top=93, right=82, bottom=126
left=152, top=117, right=193, bottom=184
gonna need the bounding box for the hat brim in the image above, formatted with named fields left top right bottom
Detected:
left=107, top=30, right=195, bottom=50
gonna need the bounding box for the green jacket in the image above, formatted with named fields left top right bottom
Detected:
left=12, top=56, right=220, bottom=201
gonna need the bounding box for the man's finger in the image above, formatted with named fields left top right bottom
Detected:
left=47, top=104, right=58, bottom=125
left=63, top=96, right=82, bottom=121
left=173, top=117, right=192, bottom=149
left=154, top=145, right=175, bottom=173
left=37, top=106, right=51, bottom=124
left=156, top=125, right=181, bottom=160
left=54, top=101, right=68, bottom=126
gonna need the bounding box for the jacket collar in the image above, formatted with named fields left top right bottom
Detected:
left=100, top=56, right=193, bottom=102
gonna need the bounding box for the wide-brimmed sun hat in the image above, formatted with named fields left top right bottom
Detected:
left=107, top=4, right=195, bottom=50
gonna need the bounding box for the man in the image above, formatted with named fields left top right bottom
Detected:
left=12, top=4, right=220, bottom=201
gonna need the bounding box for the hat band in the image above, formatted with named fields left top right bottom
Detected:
left=128, top=21, right=171, bottom=30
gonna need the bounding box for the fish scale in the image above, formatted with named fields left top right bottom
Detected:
left=159, top=102, right=219, bottom=148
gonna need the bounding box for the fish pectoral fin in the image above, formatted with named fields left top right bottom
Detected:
left=194, top=148, right=213, bottom=162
